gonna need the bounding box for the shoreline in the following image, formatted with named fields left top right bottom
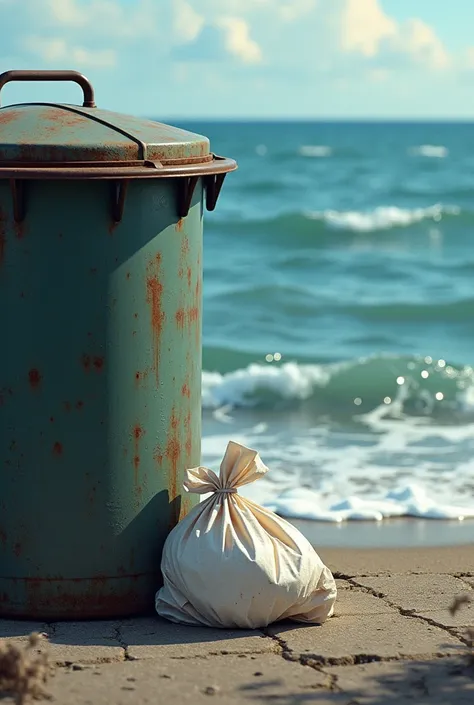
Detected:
left=291, top=515, right=474, bottom=549
left=317, top=542, right=474, bottom=575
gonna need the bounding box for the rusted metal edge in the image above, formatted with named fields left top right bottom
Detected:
left=9, top=178, right=26, bottom=222
left=205, top=173, right=227, bottom=212
left=177, top=175, right=199, bottom=218
left=0, top=156, right=211, bottom=168
left=110, top=180, right=129, bottom=222
left=0, top=155, right=237, bottom=180
left=0, top=71, right=96, bottom=108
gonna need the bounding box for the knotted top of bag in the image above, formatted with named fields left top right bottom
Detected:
left=184, top=441, right=268, bottom=495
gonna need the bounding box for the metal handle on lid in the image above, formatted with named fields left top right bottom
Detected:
left=0, top=70, right=96, bottom=108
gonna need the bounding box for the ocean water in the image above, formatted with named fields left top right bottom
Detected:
left=175, top=120, right=474, bottom=527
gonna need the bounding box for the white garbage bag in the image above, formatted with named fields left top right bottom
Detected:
left=155, top=441, right=337, bottom=629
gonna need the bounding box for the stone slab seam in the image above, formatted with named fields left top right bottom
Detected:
left=340, top=575, right=472, bottom=649
left=261, top=627, right=346, bottom=695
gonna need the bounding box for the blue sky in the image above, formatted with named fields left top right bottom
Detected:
left=1, top=0, right=474, bottom=119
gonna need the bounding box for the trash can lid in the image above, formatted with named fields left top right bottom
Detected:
left=0, top=70, right=237, bottom=181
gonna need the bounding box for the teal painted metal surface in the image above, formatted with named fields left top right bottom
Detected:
left=0, top=70, right=236, bottom=619
left=0, top=179, right=203, bottom=618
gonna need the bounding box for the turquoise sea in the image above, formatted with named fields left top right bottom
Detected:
left=174, top=121, right=474, bottom=531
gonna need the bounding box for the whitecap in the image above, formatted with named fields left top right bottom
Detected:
left=298, top=145, right=332, bottom=158
left=409, top=145, right=449, bottom=158
left=305, top=204, right=460, bottom=232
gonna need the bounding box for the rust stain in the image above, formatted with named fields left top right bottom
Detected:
left=195, top=270, right=202, bottom=314
left=52, top=442, right=63, bottom=456
left=132, top=425, right=144, bottom=487
left=18, top=575, right=154, bottom=619
left=166, top=409, right=181, bottom=526
left=153, top=446, right=163, bottom=467
left=81, top=354, right=91, bottom=371
left=175, top=307, right=185, bottom=328
left=126, top=272, right=131, bottom=280
left=146, top=253, right=165, bottom=385
left=93, top=356, right=104, bottom=371
left=181, top=382, right=191, bottom=399
left=37, top=108, right=85, bottom=128
left=181, top=237, right=190, bottom=256
left=187, top=266, right=192, bottom=288
left=49, top=417, right=54, bottom=423
left=28, top=369, right=42, bottom=389
left=188, top=306, right=199, bottom=325
left=76, top=400, right=84, bottom=410
left=176, top=218, right=185, bottom=232
left=90, top=267, right=97, bottom=275
left=185, top=409, right=192, bottom=459
left=0, top=109, right=23, bottom=127
left=134, top=370, right=149, bottom=387
left=0, top=530, right=7, bottom=546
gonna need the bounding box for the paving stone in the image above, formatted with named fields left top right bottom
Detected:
left=30, top=654, right=341, bottom=705
left=0, top=620, right=48, bottom=640
left=334, top=586, right=395, bottom=617
left=331, top=658, right=474, bottom=705
left=43, top=620, right=123, bottom=664
left=354, top=574, right=474, bottom=626
left=267, top=612, right=462, bottom=664
left=119, top=617, right=279, bottom=660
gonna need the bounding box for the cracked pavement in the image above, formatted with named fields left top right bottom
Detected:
left=0, top=546, right=473, bottom=703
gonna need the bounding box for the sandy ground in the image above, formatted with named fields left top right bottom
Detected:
left=0, top=544, right=473, bottom=704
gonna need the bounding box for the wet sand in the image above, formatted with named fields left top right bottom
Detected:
left=292, top=516, right=474, bottom=549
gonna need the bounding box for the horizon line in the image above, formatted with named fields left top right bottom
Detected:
left=153, top=116, right=474, bottom=124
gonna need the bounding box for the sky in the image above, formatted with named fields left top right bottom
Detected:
left=1, top=0, right=474, bottom=120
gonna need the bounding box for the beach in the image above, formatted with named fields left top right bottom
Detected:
left=1, top=543, right=472, bottom=703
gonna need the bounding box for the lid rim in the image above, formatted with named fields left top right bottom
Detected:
left=0, top=155, right=237, bottom=180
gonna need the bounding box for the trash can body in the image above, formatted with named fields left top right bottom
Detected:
left=0, top=71, right=236, bottom=619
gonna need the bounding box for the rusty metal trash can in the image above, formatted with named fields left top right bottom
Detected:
left=0, top=70, right=236, bottom=619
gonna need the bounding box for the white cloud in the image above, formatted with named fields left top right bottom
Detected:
left=47, top=0, right=84, bottom=26
left=215, top=17, right=262, bottom=64
left=338, top=0, right=449, bottom=71
left=45, top=0, right=158, bottom=38
left=398, top=18, right=450, bottom=69
left=340, top=0, right=397, bottom=57
left=25, top=36, right=116, bottom=67
left=173, top=0, right=204, bottom=43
